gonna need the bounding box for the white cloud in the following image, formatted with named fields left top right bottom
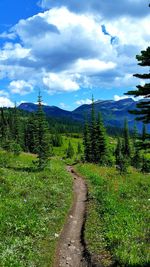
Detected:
left=75, top=98, right=92, bottom=105
left=106, top=16, right=149, bottom=48
left=0, top=90, right=9, bottom=97
left=0, top=43, right=30, bottom=61
left=73, top=59, right=116, bottom=74
left=43, top=72, right=80, bottom=93
left=114, top=95, right=130, bottom=101
left=0, top=97, right=14, bottom=107
left=0, top=5, right=149, bottom=96
left=39, top=0, right=149, bottom=19
left=0, top=31, right=16, bottom=39
left=9, top=80, right=34, bottom=95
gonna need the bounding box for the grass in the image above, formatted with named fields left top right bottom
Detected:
left=53, top=135, right=83, bottom=164
left=0, top=151, right=73, bottom=267
left=76, top=163, right=150, bottom=267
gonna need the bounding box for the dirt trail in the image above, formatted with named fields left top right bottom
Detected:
left=53, top=165, right=88, bottom=267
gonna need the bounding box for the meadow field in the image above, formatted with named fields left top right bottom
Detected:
left=76, top=163, right=150, bottom=266
left=0, top=152, right=73, bottom=267
left=0, top=134, right=149, bottom=267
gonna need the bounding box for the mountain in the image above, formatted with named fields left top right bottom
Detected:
left=18, top=99, right=149, bottom=132
left=19, top=102, right=72, bottom=118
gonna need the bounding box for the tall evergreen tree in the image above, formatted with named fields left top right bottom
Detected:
left=131, top=121, right=139, bottom=153
left=0, top=108, right=13, bottom=151
left=0, top=108, right=7, bottom=144
left=25, top=113, right=38, bottom=153
left=35, top=92, right=51, bottom=169
left=142, top=124, right=147, bottom=142
left=11, top=104, right=23, bottom=148
left=66, top=140, right=74, bottom=158
left=83, top=98, right=108, bottom=164
left=96, top=113, right=107, bottom=163
left=115, top=137, right=128, bottom=173
left=115, top=137, right=122, bottom=164
left=83, top=119, right=91, bottom=162
left=132, top=122, right=138, bottom=141
left=123, top=119, right=131, bottom=158
left=125, top=47, right=150, bottom=123
left=77, top=142, right=82, bottom=154
left=90, top=96, right=98, bottom=163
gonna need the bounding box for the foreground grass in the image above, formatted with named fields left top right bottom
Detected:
left=76, top=164, right=150, bottom=267
left=0, top=152, right=73, bottom=267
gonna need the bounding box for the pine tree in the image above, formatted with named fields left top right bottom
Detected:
left=132, top=147, right=141, bottom=170
left=90, top=96, right=97, bottom=163
left=51, top=134, right=63, bottom=147
left=77, top=142, right=82, bottom=154
left=35, top=92, right=51, bottom=169
left=66, top=140, right=74, bottom=158
left=132, top=122, right=138, bottom=142
left=123, top=119, right=131, bottom=158
left=125, top=47, right=150, bottom=123
left=83, top=119, right=91, bottom=162
left=0, top=108, right=7, bottom=145
left=0, top=108, right=13, bottom=151
left=115, top=137, right=122, bottom=164
left=115, top=137, right=128, bottom=173
left=131, top=121, right=139, bottom=154
left=142, top=124, right=147, bottom=142
left=96, top=113, right=107, bottom=163
left=25, top=113, right=38, bottom=153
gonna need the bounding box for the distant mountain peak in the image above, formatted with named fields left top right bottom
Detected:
left=18, top=98, right=148, bottom=132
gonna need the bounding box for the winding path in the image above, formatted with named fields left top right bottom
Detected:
left=53, top=166, right=88, bottom=267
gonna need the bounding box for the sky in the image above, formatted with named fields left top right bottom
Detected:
left=0, top=0, right=149, bottom=110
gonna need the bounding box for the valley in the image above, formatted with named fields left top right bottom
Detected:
left=0, top=2, right=149, bottom=267
left=0, top=97, right=150, bottom=267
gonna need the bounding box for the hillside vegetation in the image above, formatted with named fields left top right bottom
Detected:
left=76, top=163, right=150, bottom=266
left=0, top=93, right=149, bottom=267
left=0, top=152, right=73, bottom=267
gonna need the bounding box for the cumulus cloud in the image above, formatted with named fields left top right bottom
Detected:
left=39, top=0, right=149, bottom=18
left=13, top=14, right=60, bottom=41
left=0, top=31, right=16, bottom=39
left=43, top=72, right=80, bottom=93
left=0, top=5, right=149, bottom=95
left=73, top=59, right=116, bottom=74
left=0, top=43, right=30, bottom=61
left=9, top=80, right=34, bottom=95
left=0, top=97, right=14, bottom=107
left=75, top=98, right=92, bottom=105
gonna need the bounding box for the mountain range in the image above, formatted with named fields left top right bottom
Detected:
left=18, top=98, right=149, bottom=132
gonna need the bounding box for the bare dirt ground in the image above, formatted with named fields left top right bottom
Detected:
left=53, top=165, right=88, bottom=267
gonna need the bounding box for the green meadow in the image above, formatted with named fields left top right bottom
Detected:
left=0, top=133, right=150, bottom=267
left=76, top=163, right=150, bottom=266
left=0, top=151, right=73, bottom=267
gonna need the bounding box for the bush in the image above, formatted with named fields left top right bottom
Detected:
left=116, top=155, right=129, bottom=174
left=10, top=142, right=22, bottom=156
left=66, top=141, right=74, bottom=158
left=141, top=157, right=150, bottom=173
left=0, top=152, right=12, bottom=167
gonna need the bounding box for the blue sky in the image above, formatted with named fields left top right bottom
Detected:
left=0, top=0, right=149, bottom=110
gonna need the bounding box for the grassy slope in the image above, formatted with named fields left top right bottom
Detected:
left=76, top=164, right=150, bottom=267
left=0, top=152, right=73, bottom=267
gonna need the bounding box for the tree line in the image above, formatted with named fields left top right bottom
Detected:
left=83, top=97, right=150, bottom=173
left=0, top=94, right=51, bottom=169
